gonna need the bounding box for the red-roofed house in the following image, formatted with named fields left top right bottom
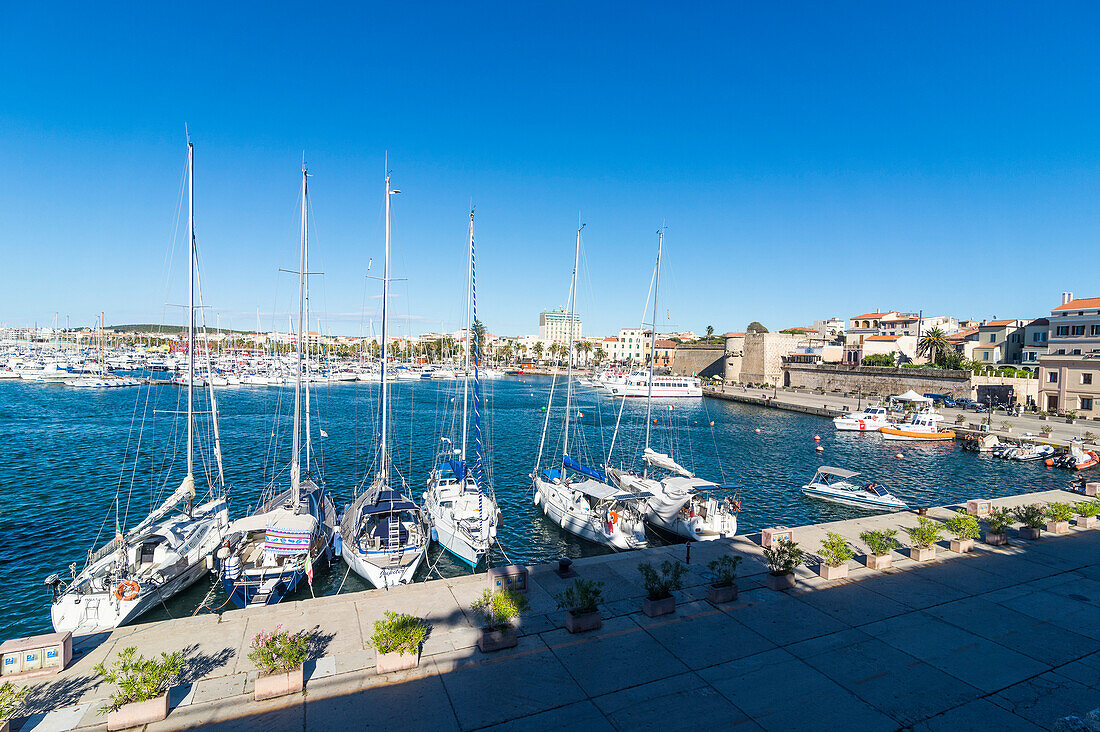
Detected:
left=844, top=311, right=898, bottom=363
left=1039, top=293, right=1100, bottom=415
left=974, top=319, right=1025, bottom=366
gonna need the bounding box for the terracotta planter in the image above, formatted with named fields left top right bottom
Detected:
left=818, top=563, right=848, bottom=580
left=477, top=624, right=517, bottom=653
left=564, top=609, right=602, bottom=633
left=642, top=595, right=676, bottom=618
left=766, top=572, right=796, bottom=591
left=1019, top=527, right=1042, bottom=540
left=865, top=553, right=892, bottom=570
left=1045, top=521, right=1070, bottom=535
left=376, top=650, right=419, bottom=674
left=254, top=666, right=304, bottom=701
left=106, top=694, right=168, bottom=731
left=1076, top=515, right=1098, bottom=529
left=910, top=546, right=936, bottom=562
left=985, top=532, right=1008, bottom=546
left=706, top=583, right=738, bottom=604
left=950, top=538, right=975, bottom=553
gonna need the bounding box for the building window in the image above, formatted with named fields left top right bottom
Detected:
left=1072, top=325, right=1085, bottom=336
left=1057, top=349, right=1066, bottom=355
left=1073, top=349, right=1082, bottom=355
left=1048, top=372, right=1058, bottom=383
left=1092, top=325, right=1100, bottom=336
left=1056, top=326, right=1070, bottom=336
left=1082, top=398, right=1094, bottom=411
left=1084, top=373, right=1093, bottom=385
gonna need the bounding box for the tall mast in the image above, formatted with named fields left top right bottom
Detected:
left=379, top=169, right=397, bottom=478
left=644, top=229, right=663, bottom=462
left=290, top=166, right=308, bottom=502
left=471, top=213, right=484, bottom=501
left=186, top=140, right=195, bottom=502
left=562, top=224, right=582, bottom=460
left=461, top=210, right=473, bottom=461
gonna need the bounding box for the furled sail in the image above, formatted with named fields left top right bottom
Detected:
left=128, top=474, right=196, bottom=538
left=643, top=448, right=693, bottom=477
left=563, top=455, right=607, bottom=482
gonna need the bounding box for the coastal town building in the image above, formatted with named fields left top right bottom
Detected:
left=946, top=327, right=980, bottom=360
left=652, top=340, right=677, bottom=370
left=538, top=308, right=582, bottom=345
left=843, top=311, right=898, bottom=363
left=605, top=327, right=651, bottom=364
left=973, top=320, right=1026, bottom=366
left=1039, top=293, right=1100, bottom=415
left=861, top=334, right=919, bottom=363
left=1021, top=318, right=1049, bottom=369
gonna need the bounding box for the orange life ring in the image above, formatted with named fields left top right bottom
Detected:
left=609, top=511, right=619, bottom=524
left=115, top=579, right=140, bottom=601
left=731, top=499, right=741, bottom=512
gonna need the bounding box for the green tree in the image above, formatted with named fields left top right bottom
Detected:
left=534, top=341, right=544, bottom=362
left=917, top=327, right=949, bottom=365
left=746, top=321, right=768, bottom=334
left=593, top=347, right=606, bottom=364
left=578, top=340, right=592, bottom=364
left=862, top=353, right=895, bottom=367
left=706, top=325, right=715, bottom=339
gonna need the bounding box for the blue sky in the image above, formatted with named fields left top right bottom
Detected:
left=2, top=2, right=1099, bottom=337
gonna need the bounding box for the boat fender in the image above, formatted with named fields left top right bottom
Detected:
left=1045, top=458, right=1054, bottom=467
left=115, top=579, right=140, bottom=602
left=710, top=421, right=715, bottom=427
left=334, top=532, right=343, bottom=558
left=430, top=526, right=438, bottom=543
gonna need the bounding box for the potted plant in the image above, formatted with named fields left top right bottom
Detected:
left=471, top=589, right=529, bottom=652
left=0, top=681, right=28, bottom=732
left=248, top=626, right=311, bottom=700
left=1014, top=504, right=1046, bottom=540
left=954, top=413, right=966, bottom=425
left=1040, top=424, right=1054, bottom=436
left=818, top=532, right=854, bottom=580
left=945, top=510, right=980, bottom=553
left=93, top=646, right=183, bottom=730
left=1044, top=502, right=1074, bottom=535
left=1085, top=431, right=1097, bottom=443
left=638, top=560, right=686, bottom=617
left=1075, top=500, right=1100, bottom=529
left=368, top=611, right=427, bottom=673
left=904, top=517, right=942, bottom=561
left=1000, top=420, right=1013, bottom=433
left=984, top=507, right=1013, bottom=545
left=859, top=528, right=899, bottom=570
left=706, top=555, right=742, bottom=604
left=556, top=579, right=604, bottom=633
left=763, top=538, right=803, bottom=590
left=1037, top=409, right=1048, bottom=420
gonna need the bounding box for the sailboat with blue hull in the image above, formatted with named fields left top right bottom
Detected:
left=219, top=165, right=335, bottom=608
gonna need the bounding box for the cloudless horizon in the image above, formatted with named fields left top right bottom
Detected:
left=2, top=2, right=1099, bottom=337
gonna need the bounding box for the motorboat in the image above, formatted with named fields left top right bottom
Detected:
left=879, top=411, right=955, bottom=441
left=801, top=466, right=908, bottom=511
left=607, top=373, right=703, bottom=398
left=833, top=406, right=890, bottom=432
left=1012, top=444, right=1055, bottom=462
left=1053, top=441, right=1099, bottom=471
left=961, top=433, right=1000, bottom=452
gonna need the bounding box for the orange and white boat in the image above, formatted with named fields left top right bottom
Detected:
left=878, top=412, right=955, bottom=441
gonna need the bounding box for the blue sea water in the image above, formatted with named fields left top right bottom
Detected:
left=0, top=376, right=1074, bottom=637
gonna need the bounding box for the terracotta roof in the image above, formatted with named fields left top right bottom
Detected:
left=851, top=312, right=895, bottom=320
left=1053, top=297, right=1100, bottom=312
left=983, top=320, right=1019, bottom=327
left=724, top=332, right=745, bottom=337
left=946, top=328, right=978, bottom=341
left=865, top=335, right=901, bottom=341
left=603, top=337, right=618, bottom=342
left=653, top=340, right=677, bottom=348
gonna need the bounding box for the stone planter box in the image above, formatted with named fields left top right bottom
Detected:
left=985, top=532, right=1008, bottom=546
left=950, top=538, right=975, bottom=553
left=1076, top=515, right=1098, bottom=529
left=642, top=596, right=676, bottom=618
left=910, top=547, right=936, bottom=562
left=1019, top=527, right=1042, bottom=540
left=255, top=667, right=304, bottom=701
left=865, top=553, right=892, bottom=570
left=477, top=624, right=517, bottom=653
left=106, top=694, right=169, bottom=731
left=1045, top=520, right=1070, bottom=535
left=564, top=609, right=602, bottom=633
left=376, top=650, right=419, bottom=674
left=818, top=563, right=848, bottom=580
left=766, top=572, right=796, bottom=591
left=706, top=583, right=738, bottom=604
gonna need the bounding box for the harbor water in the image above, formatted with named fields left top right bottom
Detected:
left=0, top=375, right=1075, bottom=637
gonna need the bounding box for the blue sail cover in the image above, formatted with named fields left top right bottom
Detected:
left=563, top=455, right=606, bottom=482
left=440, top=460, right=466, bottom=482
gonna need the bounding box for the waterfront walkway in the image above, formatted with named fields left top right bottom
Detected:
left=10, top=489, right=1100, bottom=731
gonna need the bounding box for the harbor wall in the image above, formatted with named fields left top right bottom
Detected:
left=671, top=344, right=725, bottom=378
left=780, top=363, right=971, bottom=397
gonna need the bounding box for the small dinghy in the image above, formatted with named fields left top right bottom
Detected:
left=801, top=466, right=908, bottom=512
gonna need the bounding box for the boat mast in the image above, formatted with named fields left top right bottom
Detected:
left=471, top=213, right=484, bottom=507
left=379, top=169, right=398, bottom=479
left=643, top=228, right=663, bottom=471
left=461, top=210, right=473, bottom=462
left=562, top=224, right=583, bottom=461
left=290, top=166, right=308, bottom=503
left=186, top=139, right=195, bottom=513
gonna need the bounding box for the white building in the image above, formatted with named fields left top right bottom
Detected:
left=604, top=327, right=651, bottom=364
left=539, top=309, right=582, bottom=345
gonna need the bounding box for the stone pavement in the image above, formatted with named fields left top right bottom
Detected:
left=9, top=489, right=1100, bottom=731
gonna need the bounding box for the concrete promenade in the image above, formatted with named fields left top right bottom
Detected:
left=9, top=489, right=1100, bottom=731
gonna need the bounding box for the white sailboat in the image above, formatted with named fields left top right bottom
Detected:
left=46, top=140, right=230, bottom=634
left=340, top=169, right=431, bottom=588
left=532, top=226, right=649, bottom=551
left=218, top=164, right=336, bottom=608
left=424, top=210, right=501, bottom=567
left=605, top=230, right=738, bottom=540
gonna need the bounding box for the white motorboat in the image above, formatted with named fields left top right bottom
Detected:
left=1012, top=444, right=1055, bottom=461
left=833, top=406, right=890, bottom=432
left=801, top=466, right=908, bottom=511
left=879, top=411, right=955, bottom=441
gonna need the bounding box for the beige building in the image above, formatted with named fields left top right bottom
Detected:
left=973, top=320, right=1025, bottom=366
left=538, top=309, right=581, bottom=345
left=739, top=332, right=805, bottom=384
left=605, top=327, right=651, bottom=364
left=844, top=311, right=898, bottom=364
left=862, top=334, right=918, bottom=362
left=1038, top=294, right=1100, bottom=415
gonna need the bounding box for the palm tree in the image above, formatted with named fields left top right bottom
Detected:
left=593, top=347, right=606, bottom=365
left=578, top=341, right=592, bottom=366
left=917, top=327, right=949, bottom=366
left=706, top=325, right=715, bottom=340
left=534, top=341, right=544, bottom=362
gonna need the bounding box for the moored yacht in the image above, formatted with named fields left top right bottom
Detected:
left=833, top=406, right=890, bottom=432
left=801, top=466, right=908, bottom=511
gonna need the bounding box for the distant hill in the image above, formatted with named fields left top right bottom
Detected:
left=110, top=324, right=259, bottom=335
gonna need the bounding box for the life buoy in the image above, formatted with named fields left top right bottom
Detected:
left=731, top=499, right=741, bottom=513
left=609, top=511, right=619, bottom=524
left=115, top=579, right=140, bottom=601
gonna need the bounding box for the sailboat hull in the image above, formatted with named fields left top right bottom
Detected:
left=532, top=476, right=646, bottom=550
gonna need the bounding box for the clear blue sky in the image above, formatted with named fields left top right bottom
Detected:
left=2, top=2, right=1098, bottom=337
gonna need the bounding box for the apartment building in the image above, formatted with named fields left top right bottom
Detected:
left=1038, top=294, right=1100, bottom=415
left=973, top=320, right=1025, bottom=366
left=538, top=309, right=582, bottom=345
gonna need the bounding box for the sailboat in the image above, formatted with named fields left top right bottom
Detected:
left=605, top=230, right=739, bottom=540
left=424, top=210, right=501, bottom=567
left=532, top=226, right=650, bottom=550
left=340, top=169, right=431, bottom=588
left=218, top=164, right=336, bottom=608
left=45, top=140, right=230, bottom=634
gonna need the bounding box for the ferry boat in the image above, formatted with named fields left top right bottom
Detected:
left=878, top=412, right=955, bottom=441
left=833, top=406, right=890, bottom=432
left=801, top=466, right=908, bottom=511
left=607, top=372, right=702, bottom=397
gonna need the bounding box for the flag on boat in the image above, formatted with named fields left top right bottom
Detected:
left=319, top=429, right=329, bottom=438
left=305, top=553, right=314, bottom=586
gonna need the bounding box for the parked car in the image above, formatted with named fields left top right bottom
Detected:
left=954, top=398, right=975, bottom=409
left=923, top=393, right=956, bottom=407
